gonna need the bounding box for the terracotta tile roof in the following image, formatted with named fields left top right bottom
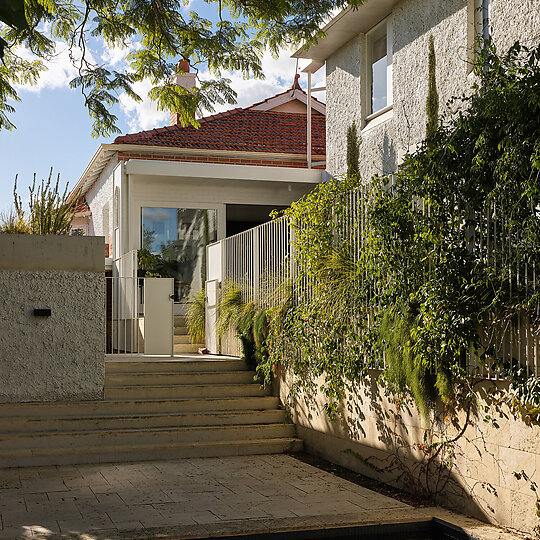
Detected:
left=74, top=200, right=90, bottom=214
left=245, top=75, right=325, bottom=111
left=114, top=109, right=326, bottom=155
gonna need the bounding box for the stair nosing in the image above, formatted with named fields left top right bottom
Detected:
left=1, top=423, right=294, bottom=439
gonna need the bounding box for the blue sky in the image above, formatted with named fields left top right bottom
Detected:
left=0, top=1, right=325, bottom=212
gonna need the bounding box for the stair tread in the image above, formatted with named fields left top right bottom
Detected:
left=0, top=437, right=302, bottom=459
left=0, top=396, right=277, bottom=409
left=1, top=423, right=293, bottom=439
left=0, top=409, right=285, bottom=423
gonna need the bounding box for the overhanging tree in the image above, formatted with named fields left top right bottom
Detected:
left=0, top=0, right=365, bottom=136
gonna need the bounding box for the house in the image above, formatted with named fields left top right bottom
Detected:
left=293, top=0, right=539, bottom=179
left=71, top=70, right=326, bottom=313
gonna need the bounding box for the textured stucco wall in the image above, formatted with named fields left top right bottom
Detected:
left=326, top=0, right=540, bottom=177
left=0, top=236, right=105, bottom=402
left=278, top=370, right=540, bottom=534
left=86, top=158, right=117, bottom=238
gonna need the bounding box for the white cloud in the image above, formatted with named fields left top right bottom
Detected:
left=15, top=43, right=82, bottom=93
left=198, top=47, right=326, bottom=115
left=116, top=46, right=326, bottom=133
left=118, top=79, right=168, bottom=132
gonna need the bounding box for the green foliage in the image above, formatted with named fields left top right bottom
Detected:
left=426, top=34, right=439, bottom=141
left=346, top=121, right=361, bottom=179
left=25, top=171, right=80, bottom=235
left=260, top=41, right=540, bottom=418
left=217, top=282, right=269, bottom=370
left=0, top=0, right=367, bottom=137
left=137, top=248, right=163, bottom=277
left=187, top=288, right=206, bottom=344
left=1, top=170, right=79, bottom=235
left=0, top=208, right=29, bottom=233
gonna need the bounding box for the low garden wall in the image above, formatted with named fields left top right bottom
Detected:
left=0, top=234, right=105, bottom=402
left=276, top=369, right=540, bottom=534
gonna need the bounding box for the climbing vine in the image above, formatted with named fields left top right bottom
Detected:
left=256, top=41, right=540, bottom=423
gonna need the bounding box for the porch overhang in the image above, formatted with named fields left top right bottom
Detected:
left=124, top=159, right=325, bottom=184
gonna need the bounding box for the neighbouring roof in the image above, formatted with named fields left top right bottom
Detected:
left=74, top=200, right=90, bottom=217
left=114, top=109, right=326, bottom=155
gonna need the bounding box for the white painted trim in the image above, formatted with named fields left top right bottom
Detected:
left=249, top=90, right=326, bottom=115
left=74, top=143, right=326, bottom=199
left=124, top=159, right=324, bottom=184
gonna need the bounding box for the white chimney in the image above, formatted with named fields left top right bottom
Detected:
left=170, top=60, right=197, bottom=126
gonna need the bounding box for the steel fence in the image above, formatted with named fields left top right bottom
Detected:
left=215, top=186, right=539, bottom=378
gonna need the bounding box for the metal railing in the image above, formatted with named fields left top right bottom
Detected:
left=106, top=250, right=142, bottom=355
left=212, top=186, right=539, bottom=378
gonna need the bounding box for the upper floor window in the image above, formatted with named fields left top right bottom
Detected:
left=367, top=19, right=393, bottom=116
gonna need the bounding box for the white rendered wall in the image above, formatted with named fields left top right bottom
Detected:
left=85, top=158, right=117, bottom=238
left=325, top=0, right=540, bottom=177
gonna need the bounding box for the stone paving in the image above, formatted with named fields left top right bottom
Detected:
left=0, top=454, right=410, bottom=539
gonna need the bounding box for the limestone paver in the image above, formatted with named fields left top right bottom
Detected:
left=0, top=454, right=522, bottom=539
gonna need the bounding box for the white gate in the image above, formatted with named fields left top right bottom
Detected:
left=144, top=278, right=174, bottom=356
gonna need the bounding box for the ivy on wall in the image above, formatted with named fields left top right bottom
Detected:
left=255, top=41, right=540, bottom=419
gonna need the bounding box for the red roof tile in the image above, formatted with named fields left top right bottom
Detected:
left=114, top=109, right=325, bottom=155
left=75, top=200, right=90, bottom=213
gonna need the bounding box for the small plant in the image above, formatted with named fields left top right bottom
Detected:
left=425, top=34, right=439, bottom=140
left=346, top=121, right=361, bottom=179
left=0, top=208, right=29, bottom=233
left=2, top=169, right=80, bottom=235
left=186, top=288, right=206, bottom=344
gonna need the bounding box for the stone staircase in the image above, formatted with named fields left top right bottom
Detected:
left=174, top=315, right=204, bottom=354
left=0, top=357, right=302, bottom=467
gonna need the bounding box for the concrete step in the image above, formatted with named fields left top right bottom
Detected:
left=0, top=409, right=288, bottom=433
left=0, top=437, right=303, bottom=468
left=105, top=371, right=256, bottom=387
left=0, top=424, right=296, bottom=451
left=104, top=383, right=271, bottom=401
left=174, top=326, right=188, bottom=335
left=174, top=335, right=191, bottom=344
left=105, top=359, right=247, bottom=374
left=174, top=317, right=187, bottom=327
left=0, top=396, right=280, bottom=419
left=174, top=343, right=205, bottom=354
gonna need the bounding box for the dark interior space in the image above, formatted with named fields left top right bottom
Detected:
left=226, top=204, right=288, bottom=237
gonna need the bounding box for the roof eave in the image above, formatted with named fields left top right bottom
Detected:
left=292, top=0, right=400, bottom=70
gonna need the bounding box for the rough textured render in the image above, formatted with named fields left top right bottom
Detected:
left=86, top=158, right=117, bottom=237
left=326, top=0, right=540, bottom=178
left=0, top=236, right=105, bottom=403
left=314, top=0, right=540, bottom=533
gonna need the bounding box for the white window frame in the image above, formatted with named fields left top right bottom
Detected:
left=364, top=16, right=393, bottom=125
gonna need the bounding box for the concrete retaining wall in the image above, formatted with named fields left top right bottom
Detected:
left=277, top=369, right=540, bottom=533
left=0, top=235, right=105, bottom=402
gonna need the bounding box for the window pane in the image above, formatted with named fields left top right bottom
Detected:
left=141, top=207, right=217, bottom=302
left=371, top=32, right=387, bottom=114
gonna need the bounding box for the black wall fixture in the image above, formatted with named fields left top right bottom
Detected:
left=33, top=308, right=52, bottom=317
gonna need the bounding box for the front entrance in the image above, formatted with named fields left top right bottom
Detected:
left=141, top=207, right=218, bottom=315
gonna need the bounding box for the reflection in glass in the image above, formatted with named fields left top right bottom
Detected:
left=371, top=31, right=387, bottom=114
left=141, top=207, right=217, bottom=302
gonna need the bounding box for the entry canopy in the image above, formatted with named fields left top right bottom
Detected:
left=292, top=0, right=400, bottom=73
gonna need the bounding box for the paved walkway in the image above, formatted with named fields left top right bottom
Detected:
left=0, top=454, right=409, bottom=539
left=0, top=454, right=519, bottom=540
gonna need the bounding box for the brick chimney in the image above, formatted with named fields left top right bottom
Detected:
left=170, top=60, right=197, bottom=126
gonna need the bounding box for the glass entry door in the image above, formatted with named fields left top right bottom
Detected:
left=141, top=207, right=218, bottom=306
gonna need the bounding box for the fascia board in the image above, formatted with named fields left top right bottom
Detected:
left=125, top=159, right=324, bottom=184
left=293, top=0, right=399, bottom=62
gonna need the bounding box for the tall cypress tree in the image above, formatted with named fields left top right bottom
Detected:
left=346, top=121, right=360, bottom=179
left=426, top=34, right=439, bottom=141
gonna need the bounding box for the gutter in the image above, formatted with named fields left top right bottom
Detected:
left=73, top=143, right=327, bottom=199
